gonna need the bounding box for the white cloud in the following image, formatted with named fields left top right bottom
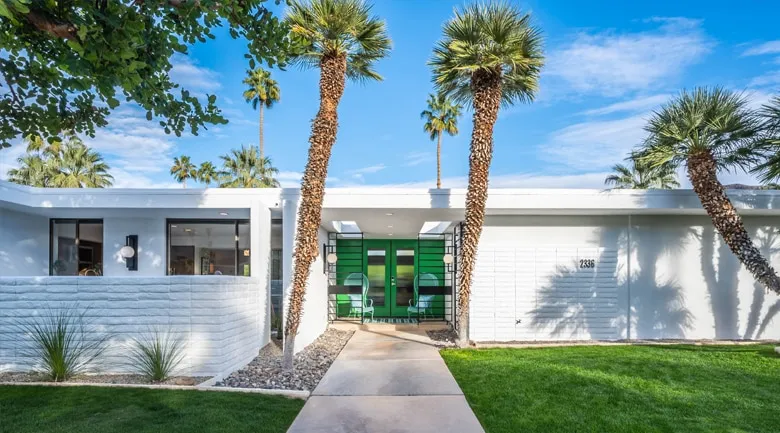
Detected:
left=546, top=17, right=711, bottom=96
left=742, top=40, right=780, bottom=57
left=169, top=55, right=221, bottom=94
left=0, top=141, right=26, bottom=181
left=347, top=164, right=386, bottom=181
left=581, top=94, right=670, bottom=116
left=110, top=167, right=179, bottom=189
left=404, top=151, right=436, bottom=167
left=749, top=71, right=780, bottom=88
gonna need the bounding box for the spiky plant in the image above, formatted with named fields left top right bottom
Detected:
left=243, top=68, right=281, bottom=160
left=197, top=161, right=218, bottom=187
left=420, top=93, right=461, bottom=188
left=430, top=1, right=543, bottom=346
left=636, top=87, right=780, bottom=295
left=170, top=155, right=197, bottom=188
left=7, top=135, right=112, bottom=188
left=604, top=158, right=679, bottom=189
left=752, top=96, right=780, bottom=182
left=282, top=0, right=391, bottom=369
left=218, top=145, right=280, bottom=188
left=19, top=305, right=110, bottom=382
left=127, top=328, right=186, bottom=383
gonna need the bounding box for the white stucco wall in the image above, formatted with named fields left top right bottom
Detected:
left=103, top=217, right=167, bottom=276
left=0, top=276, right=264, bottom=376
left=472, top=215, right=780, bottom=342
left=0, top=208, right=50, bottom=276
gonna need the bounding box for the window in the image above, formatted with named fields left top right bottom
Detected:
left=50, top=219, right=103, bottom=276
left=167, top=220, right=250, bottom=276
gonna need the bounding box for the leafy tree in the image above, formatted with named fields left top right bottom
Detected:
left=430, top=2, right=543, bottom=346
left=243, top=68, right=281, bottom=160
left=7, top=135, right=112, bottom=187
left=636, top=87, right=780, bottom=295
left=752, top=96, right=780, bottom=181
left=170, top=155, right=196, bottom=188
left=197, top=161, right=218, bottom=187
left=218, top=145, right=279, bottom=188
left=420, top=93, right=461, bottom=188
left=0, top=0, right=292, bottom=149
left=604, top=159, right=679, bottom=189
left=282, top=0, right=391, bottom=369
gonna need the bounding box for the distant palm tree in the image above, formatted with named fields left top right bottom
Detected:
left=218, top=145, right=280, bottom=188
left=197, top=161, right=218, bottom=187
left=282, top=0, right=391, bottom=370
left=636, top=87, right=780, bottom=295
left=8, top=153, right=47, bottom=187
left=243, top=68, right=281, bottom=160
left=7, top=135, right=112, bottom=188
left=752, top=96, right=780, bottom=181
left=430, top=2, right=544, bottom=346
left=420, top=93, right=461, bottom=188
left=170, top=155, right=197, bottom=188
left=604, top=159, right=679, bottom=189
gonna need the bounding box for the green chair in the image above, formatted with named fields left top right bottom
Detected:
left=344, top=273, right=373, bottom=320
left=409, top=273, right=438, bottom=320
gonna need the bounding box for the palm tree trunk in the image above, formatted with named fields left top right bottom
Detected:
left=456, top=70, right=503, bottom=348
left=688, top=150, right=780, bottom=295
left=436, top=133, right=442, bottom=189
left=283, top=54, right=347, bottom=370
left=259, top=104, right=265, bottom=161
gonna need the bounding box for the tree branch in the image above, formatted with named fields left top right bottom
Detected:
left=25, top=10, right=78, bottom=40
left=1, top=68, right=20, bottom=104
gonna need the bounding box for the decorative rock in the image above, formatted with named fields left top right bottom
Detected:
left=216, top=329, right=353, bottom=391
left=427, top=329, right=458, bottom=348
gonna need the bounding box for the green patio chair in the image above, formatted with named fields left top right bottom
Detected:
left=409, top=273, right=438, bottom=320
left=344, top=272, right=373, bottom=320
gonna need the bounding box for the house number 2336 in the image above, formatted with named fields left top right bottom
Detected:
left=579, top=259, right=595, bottom=268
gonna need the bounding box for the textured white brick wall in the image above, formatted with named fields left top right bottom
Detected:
left=0, top=276, right=265, bottom=376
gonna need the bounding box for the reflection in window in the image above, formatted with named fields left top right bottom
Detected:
left=50, top=219, right=103, bottom=276
left=167, top=220, right=249, bottom=276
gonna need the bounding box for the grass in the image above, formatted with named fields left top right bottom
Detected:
left=441, top=344, right=780, bottom=433
left=0, top=385, right=304, bottom=433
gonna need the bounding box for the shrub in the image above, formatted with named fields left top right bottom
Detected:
left=127, top=328, right=186, bottom=382
left=19, top=305, right=109, bottom=382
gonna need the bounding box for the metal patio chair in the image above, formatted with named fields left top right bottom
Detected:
left=409, top=273, right=438, bottom=320
left=344, top=273, right=374, bottom=320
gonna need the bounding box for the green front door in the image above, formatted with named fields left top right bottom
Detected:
left=364, top=240, right=417, bottom=317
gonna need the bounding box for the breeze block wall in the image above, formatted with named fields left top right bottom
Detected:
left=0, top=276, right=266, bottom=377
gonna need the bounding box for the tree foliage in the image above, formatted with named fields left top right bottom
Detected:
left=0, top=0, right=293, bottom=149
left=7, top=134, right=112, bottom=187
left=243, top=67, right=280, bottom=110
left=605, top=159, right=679, bottom=189
left=420, top=92, right=460, bottom=140
left=218, top=144, right=280, bottom=187
left=170, top=155, right=196, bottom=187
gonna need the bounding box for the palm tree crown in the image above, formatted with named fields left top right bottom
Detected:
left=421, top=93, right=460, bottom=140
left=170, top=155, right=197, bottom=188
left=605, top=159, right=679, bottom=189
left=7, top=135, right=112, bottom=188
left=218, top=145, right=280, bottom=188
left=430, top=2, right=544, bottom=107
left=753, top=96, right=780, bottom=182
left=286, top=0, right=391, bottom=81
left=197, top=161, right=218, bottom=187
left=243, top=68, right=280, bottom=110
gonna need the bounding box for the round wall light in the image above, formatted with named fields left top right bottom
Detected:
left=120, top=246, right=136, bottom=259
left=442, top=253, right=454, bottom=264
left=326, top=253, right=338, bottom=264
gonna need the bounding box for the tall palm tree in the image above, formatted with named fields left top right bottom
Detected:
left=430, top=2, right=543, bottom=347
left=282, top=0, right=391, bottom=369
left=197, top=161, right=218, bottom=187
left=170, top=155, right=196, bottom=188
left=243, top=68, right=281, bottom=160
left=604, top=159, right=679, bottom=189
left=218, top=145, right=280, bottom=188
left=7, top=153, right=47, bottom=187
left=50, top=139, right=113, bottom=188
left=420, top=93, right=461, bottom=188
left=636, top=87, right=780, bottom=295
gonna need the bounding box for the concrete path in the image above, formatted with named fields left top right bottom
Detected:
left=287, top=329, right=484, bottom=433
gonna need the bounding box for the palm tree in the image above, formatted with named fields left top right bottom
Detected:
left=604, top=159, right=679, bottom=189
left=218, top=145, right=280, bottom=188
left=49, top=138, right=113, bottom=188
left=197, top=161, right=218, bottom=187
left=752, top=96, right=780, bottom=181
left=430, top=2, right=543, bottom=346
left=420, top=93, right=461, bottom=188
left=636, top=87, right=780, bottom=295
left=170, top=155, right=196, bottom=188
left=282, top=0, right=391, bottom=369
left=8, top=153, right=47, bottom=187
left=243, top=68, right=281, bottom=160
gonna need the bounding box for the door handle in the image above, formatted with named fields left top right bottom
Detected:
left=391, top=276, right=396, bottom=286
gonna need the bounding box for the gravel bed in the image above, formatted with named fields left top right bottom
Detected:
left=216, top=328, right=353, bottom=391
left=0, top=372, right=210, bottom=386
left=427, top=329, right=458, bottom=347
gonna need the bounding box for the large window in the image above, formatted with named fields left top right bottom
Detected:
left=167, top=220, right=250, bottom=276
left=50, top=219, right=103, bottom=276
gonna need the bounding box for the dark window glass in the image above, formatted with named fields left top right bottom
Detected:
left=50, top=220, right=103, bottom=276
left=167, top=220, right=249, bottom=276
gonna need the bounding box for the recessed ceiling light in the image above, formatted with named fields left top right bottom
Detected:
left=387, top=225, right=393, bottom=228
left=171, top=225, right=177, bottom=228
left=385, top=213, right=393, bottom=216
left=388, top=233, right=393, bottom=236
left=184, top=228, right=192, bottom=232
left=219, top=212, right=229, bottom=216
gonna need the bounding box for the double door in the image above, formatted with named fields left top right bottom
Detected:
left=364, top=240, right=416, bottom=317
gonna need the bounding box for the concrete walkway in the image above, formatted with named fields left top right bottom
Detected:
left=287, top=329, right=484, bottom=433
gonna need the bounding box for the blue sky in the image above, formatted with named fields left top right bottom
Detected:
left=3, top=0, right=779, bottom=188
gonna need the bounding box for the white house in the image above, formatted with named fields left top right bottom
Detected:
left=2, top=180, right=780, bottom=376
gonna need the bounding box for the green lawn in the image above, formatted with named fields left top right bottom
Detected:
left=441, top=345, right=780, bottom=433
left=0, top=386, right=304, bottom=433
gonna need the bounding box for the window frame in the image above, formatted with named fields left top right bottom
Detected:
left=166, top=219, right=250, bottom=276
left=49, top=218, right=104, bottom=276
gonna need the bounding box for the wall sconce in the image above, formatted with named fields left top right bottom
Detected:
left=121, top=235, right=138, bottom=271
left=442, top=253, right=454, bottom=265
left=323, top=243, right=338, bottom=273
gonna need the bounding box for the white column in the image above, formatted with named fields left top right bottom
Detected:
left=250, top=199, right=271, bottom=345
left=281, top=195, right=299, bottom=342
